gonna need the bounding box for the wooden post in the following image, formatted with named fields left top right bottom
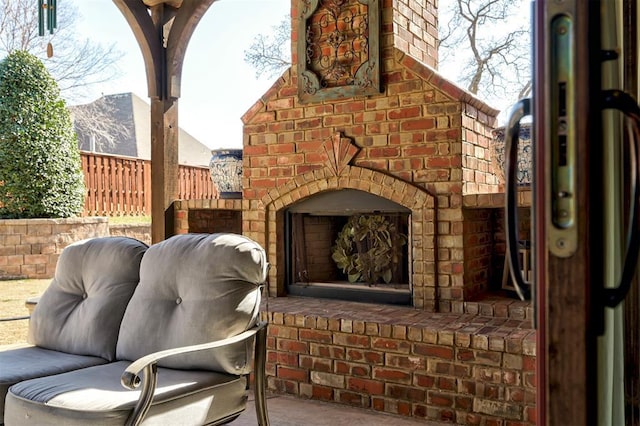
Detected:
left=149, top=97, right=178, bottom=242
left=113, top=0, right=215, bottom=242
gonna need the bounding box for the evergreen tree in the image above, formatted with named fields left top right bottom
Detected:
left=0, top=50, right=85, bottom=218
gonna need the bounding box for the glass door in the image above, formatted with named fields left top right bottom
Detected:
left=506, top=1, right=640, bottom=423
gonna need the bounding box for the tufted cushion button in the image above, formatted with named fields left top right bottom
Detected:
left=82, top=293, right=87, bottom=299
left=175, top=297, right=182, bottom=305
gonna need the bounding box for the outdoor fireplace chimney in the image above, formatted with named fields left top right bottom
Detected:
left=242, top=0, right=500, bottom=312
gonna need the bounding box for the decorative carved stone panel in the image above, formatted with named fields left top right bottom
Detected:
left=297, top=0, right=381, bottom=103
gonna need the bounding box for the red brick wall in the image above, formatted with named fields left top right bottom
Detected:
left=462, top=105, right=501, bottom=194
left=263, top=298, right=536, bottom=425
left=188, top=209, right=242, bottom=234
left=462, top=208, right=496, bottom=302
left=390, top=0, right=439, bottom=69
left=492, top=207, right=532, bottom=289
left=173, top=199, right=242, bottom=235
left=298, top=215, right=339, bottom=282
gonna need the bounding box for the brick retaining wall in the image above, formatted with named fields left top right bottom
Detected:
left=108, top=224, right=152, bottom=245
left=0, top=217, right=109, bottom=279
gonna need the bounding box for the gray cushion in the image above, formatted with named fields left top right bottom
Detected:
left=29, top=237, right=148, bottom=361
left=116, top=233, right=268, bottom=373
left=0, top=346, right=107, bottom=424
left=5, top=361, right=247, bottom=425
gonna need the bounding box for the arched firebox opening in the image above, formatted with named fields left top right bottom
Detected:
left=284, top=189, right=412, bottom=305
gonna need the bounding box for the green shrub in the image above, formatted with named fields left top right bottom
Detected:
left=0, top=50, right=85, bottom=218
left=332, top=214, right=407, bottom=285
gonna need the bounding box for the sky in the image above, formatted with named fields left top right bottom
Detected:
left=71, top=0, right=290, bottom=150
left=66, top=0, right=531, bottom=150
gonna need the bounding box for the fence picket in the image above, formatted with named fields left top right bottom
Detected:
left=80, top=152, right=215, bottom=216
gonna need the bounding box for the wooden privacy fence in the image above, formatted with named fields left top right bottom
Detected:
left=81, top=152, right=217, bottom=216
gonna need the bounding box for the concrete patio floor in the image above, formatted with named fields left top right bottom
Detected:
left=233, top=392, right=450, bottom=425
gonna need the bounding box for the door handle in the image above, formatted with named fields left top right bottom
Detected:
left=601, top=89, right=640, bottom=307
left=505, top=98, right=532, bottom=301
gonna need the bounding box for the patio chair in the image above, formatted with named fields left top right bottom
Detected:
left=0, top=236, right=149, bottom=424
left=4, top=233, right=270, bottom=426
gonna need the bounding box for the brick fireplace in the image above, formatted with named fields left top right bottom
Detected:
left=241, top=0, right=501, bottom=312
left=174, top=0, right=536, bottom=423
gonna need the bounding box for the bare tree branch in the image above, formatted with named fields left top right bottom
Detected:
left=69, top=95, right=133, bottom=153
left=0, top=0, right=123, bottom=103
left=243, top=18, right=291, bottom=79
left=439, top=0, right=531, bottom=107
left=244, top=1, right=531, bottom=112
left=0, top=1, right=129, bottom=152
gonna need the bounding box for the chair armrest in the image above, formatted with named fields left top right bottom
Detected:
left=121, top=321, right=265, bottom=388
left=0, top=316, right=30, bottom=322
left=122, top=321, right=269, bottom=426
left=0, top=296, right=41, bottom=320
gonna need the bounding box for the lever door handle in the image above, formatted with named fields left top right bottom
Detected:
left=505, top=98, right=532, bottom=301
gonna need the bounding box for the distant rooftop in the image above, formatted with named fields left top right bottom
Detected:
left=70, top=92, right=211, bottom=167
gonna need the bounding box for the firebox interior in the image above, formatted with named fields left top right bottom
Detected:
left=285, top=189, right=412, bottom=305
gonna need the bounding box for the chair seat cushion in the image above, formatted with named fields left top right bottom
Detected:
left=5, top=361, right=247, bottom=425
left=0, top=346, right=108, bottom=424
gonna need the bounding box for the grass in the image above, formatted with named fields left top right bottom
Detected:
left=0, top=217, right=151, bottom=347
left=0, top=279, right=50, bottom=346
left=0, top=217, right=150, bottom=346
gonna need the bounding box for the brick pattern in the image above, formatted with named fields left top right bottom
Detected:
left=456, top=294, right=534, bottom=320
left=108, top=224, right=152, bottom=245
left=462, top=104, right=501, bottom=194
left=246, top=166, right=437, bottom=309
left=390, top=0, right=439, bottom=69
left=262, top=297, right=536, bottom=425
left=173, top=199, right=242, bottom=234
left=296, top=216, right=339, bottom=282
left=492, top=208, right=532, bottom=288
left=462, top=209, right=496, bottom=301
left=463, top=189, right=532, bottom=209
left=457, top=202, right=532, bottom=296
left=0, top=218, right=109, bottom=279
left=242, top=0, right=500, bottom=311
left=188, top=209, right=242, bottom=234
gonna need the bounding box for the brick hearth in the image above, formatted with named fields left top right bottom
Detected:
left=261, top=297, right=535, bottom=424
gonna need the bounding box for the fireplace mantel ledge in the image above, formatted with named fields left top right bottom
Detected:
left=463, top=187, right=532, bottom=209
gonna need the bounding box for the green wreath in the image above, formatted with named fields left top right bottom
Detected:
left=331, top=214, right=407, bottom=285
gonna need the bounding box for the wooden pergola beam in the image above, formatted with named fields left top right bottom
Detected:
left=113, top=0, right=216, bottom=243
left=142, top=0, right=183, bottom=7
